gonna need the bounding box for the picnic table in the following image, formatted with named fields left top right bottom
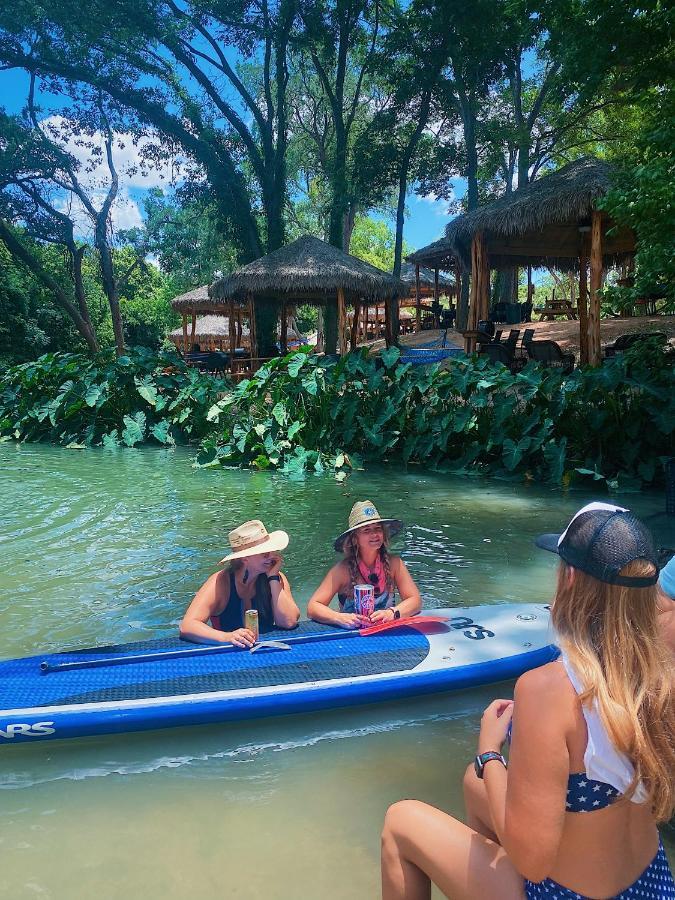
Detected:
left=537, top=299, right=577, bottom=321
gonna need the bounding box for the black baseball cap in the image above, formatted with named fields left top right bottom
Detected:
left=535, top=502, right=659, bottom=588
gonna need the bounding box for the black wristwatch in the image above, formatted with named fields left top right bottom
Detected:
left=391, top=607, right=401, bottom=619
left=474, top=751, right=507, bottom=779
left=267, top=574, right=281, bottom=583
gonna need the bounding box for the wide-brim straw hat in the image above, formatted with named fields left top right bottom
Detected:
left=334, top=500, right=403, bottom=552
left=220, top=519, right=289, bottom=563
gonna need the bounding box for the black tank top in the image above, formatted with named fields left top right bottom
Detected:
left=210, top=570, right=274, bottom=633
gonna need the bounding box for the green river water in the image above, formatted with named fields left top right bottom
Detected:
left=1, top=443, right=673, bottom=898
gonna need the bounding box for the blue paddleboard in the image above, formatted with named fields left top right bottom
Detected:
left=0, top=605, right=555, bottom=744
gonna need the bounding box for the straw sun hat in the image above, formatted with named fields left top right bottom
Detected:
left=334, top=501, right=403, bottom=552
left=220, top=520, right=289, bottom=563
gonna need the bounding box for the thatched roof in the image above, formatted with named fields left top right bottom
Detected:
left=170, top=284, right=248, bottom=315
left=399, top=261, right=455, bottom=289
left=169, top=315, right=249, bottom=341
left=407, top=236, right=457, bottom=269
left=209, top=235, right=406, bottom=305
left=410, top=157, right=635, bottom=272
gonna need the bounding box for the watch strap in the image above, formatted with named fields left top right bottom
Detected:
left=267, top=574, right=282, bottom=583
left=474, top=751, right=507, bottom=779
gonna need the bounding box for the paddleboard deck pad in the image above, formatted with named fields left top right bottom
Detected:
left=0, top=605, right=555, bottom=743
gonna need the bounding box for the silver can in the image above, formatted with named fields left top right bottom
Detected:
left=354, top=583, right=375, bottom=619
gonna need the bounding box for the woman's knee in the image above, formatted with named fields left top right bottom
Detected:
left=382, top=800, right=426, bottom=847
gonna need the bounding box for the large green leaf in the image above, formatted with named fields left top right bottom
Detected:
left=122, top=412, right=146, bottom=447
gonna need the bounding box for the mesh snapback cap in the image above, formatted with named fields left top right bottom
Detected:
left=535, top=502, right=659, bottom=588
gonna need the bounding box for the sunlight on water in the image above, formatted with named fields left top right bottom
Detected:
left=0, top=443, right=672, bottom=897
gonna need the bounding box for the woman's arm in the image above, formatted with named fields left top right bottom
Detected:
left=657, top=591, right=675, bottom=653
left=484, top=664, right=569, bottom=882
left=266, top=559, right=300, bottom=628
left=179, top=571, right=254, bottom=648
left=370, top=557, right=422, bottom=623
left=307, top=564, right=370, bottom=629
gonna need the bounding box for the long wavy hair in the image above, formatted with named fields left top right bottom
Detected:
left=343, top=525, right=393, bottom=598
left=552, top=559, right=675, bottom=822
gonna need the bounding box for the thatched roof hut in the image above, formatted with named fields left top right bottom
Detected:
left=170, top=284, right=248, bottom=316
left=169, top=315, right=250, bottom=350
left=442, top=157, right=633, bottom=272
left=407, top=237, right=457, bottom=270
left=399, top=262, right=455, bottom=296
left=209, top=234, right=406, bottom=305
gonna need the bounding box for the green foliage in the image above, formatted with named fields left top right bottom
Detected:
left=601, top=89, right=675, bottom=310
left=0, top=346, right=227, bottom=447
left=349, top=217, right=412, bottom=273
left=198, top=343, right=675, bottom=487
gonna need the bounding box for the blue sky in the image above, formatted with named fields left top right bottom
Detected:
left=1, top=66, right=461, bottom=255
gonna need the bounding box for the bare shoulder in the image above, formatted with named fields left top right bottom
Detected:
left=515, top=659, right=572, bottom=704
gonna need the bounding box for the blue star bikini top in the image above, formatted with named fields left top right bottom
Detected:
left=511, top=650, right=647, bottom=814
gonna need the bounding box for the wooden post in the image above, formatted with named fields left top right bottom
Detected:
left=415, top=264, right=421, bottom=331
left=337, top=288, right=347, bottom=355
left=454, top=260, right=461, bottom=328
left=578, top=238, right=589, bottom=366
left=190, top=314, right=197, bottom=350
left=351, top=300, right=360, bottom=349
left=229, top=299, right=236, bottom=374
left=182, top=315, right=188, bottom=353
left=434, top=267, right=440, bottom=328
left=467, top=232, right=489, bottom=353
left=248, top=293, right=258, bottom=368
left=280, top=300, right=288, bottom=354
left=589, top=210, right=603, bottom=367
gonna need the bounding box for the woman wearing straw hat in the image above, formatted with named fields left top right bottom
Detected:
left=180, top=520, right=300, bottom=647
left=381, top=502, right=675, bottom=900
left=307, top=501, right=421, bottom=629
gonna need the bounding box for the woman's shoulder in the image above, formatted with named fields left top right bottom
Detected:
left=515, top=659, right=572, bottom=704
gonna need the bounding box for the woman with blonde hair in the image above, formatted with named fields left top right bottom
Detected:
left=381, top=502, right=675, bottom=899
left=180, top=519, right=300, bottom=647
left=308, top=501, right=421, bottom=629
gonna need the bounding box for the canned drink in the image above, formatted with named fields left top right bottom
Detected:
left=245, top=608, right=259, bottom=641
left=354, top=584, right=375, bottom=619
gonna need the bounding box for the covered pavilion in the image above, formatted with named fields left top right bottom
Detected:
left=170, top=285, right=250, bottom=355
left=409, top=158, right=636, bottom=365
left=168, top=314, right=250, bottom=352
left=208, top=234, right=406, bottom=359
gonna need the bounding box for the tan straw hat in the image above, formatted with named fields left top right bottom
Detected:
left=333, top=501, right=403, bottom=552
left=220, top=520, right=289, bottom=563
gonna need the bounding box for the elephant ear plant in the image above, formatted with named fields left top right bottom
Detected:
left=0, top=346, right=228, bottom=448
left=198, top=341, right=675, bottom=489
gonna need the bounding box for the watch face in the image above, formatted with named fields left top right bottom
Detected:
left=473, top=755, right=483, bottom=779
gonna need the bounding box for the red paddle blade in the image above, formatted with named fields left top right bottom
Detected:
left=358, top=615, right=448, bottom=637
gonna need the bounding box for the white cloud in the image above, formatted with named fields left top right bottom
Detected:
left=40, top=115, right=183, bottom=190
left=54, top=187, right=144, bottom=239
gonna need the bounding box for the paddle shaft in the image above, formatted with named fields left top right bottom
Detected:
left=39, top=616, right=447, bottom=674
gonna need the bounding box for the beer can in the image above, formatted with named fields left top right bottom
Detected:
left=245, top=608, right=259, bottom=641
left=354, top=583, right=375, bottom=619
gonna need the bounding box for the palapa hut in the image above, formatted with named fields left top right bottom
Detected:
left=169, top=315, right=250, bottom=352
left=170, top=285, right=250, bottom=354
left=209, top=235, right=406, bottom=358
left=410, top=158, right=636, bottom=365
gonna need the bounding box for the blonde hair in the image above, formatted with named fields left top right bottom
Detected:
left=343, top=526, right=393, bottom=599
left=552, top=560, right=675, bottom=822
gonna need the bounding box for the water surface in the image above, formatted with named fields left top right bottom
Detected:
left=1, top=443, right=672, bottom=898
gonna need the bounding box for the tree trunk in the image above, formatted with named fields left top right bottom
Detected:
left=589, top=211, right=603, bottom=367
left=0, top=220, right=99, bottom=352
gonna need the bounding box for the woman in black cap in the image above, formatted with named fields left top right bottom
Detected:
left=381, top=501, right=675, bottom=900
left=308, top=500, right=421, bottom=629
